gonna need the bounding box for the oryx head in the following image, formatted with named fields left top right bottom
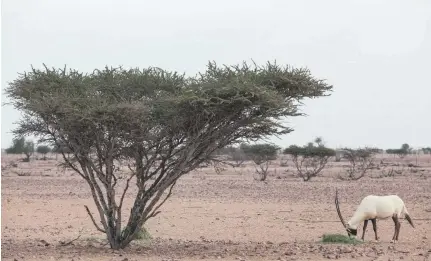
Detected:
left=335, top=189, right=357, bottom=238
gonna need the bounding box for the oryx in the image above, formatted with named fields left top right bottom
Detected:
left=335, top=189, right=414, bottom=242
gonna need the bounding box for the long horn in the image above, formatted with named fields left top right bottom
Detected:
left=335, top=188, right=347, bottom=228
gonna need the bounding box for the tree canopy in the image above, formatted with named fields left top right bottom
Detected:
left=5, top=137, right=35, bottom=161
left=283, top=139, right=335, bottom=181
left=5, top=61, right=333, bottom=249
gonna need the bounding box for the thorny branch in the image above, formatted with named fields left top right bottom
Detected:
left=84, top=205, right=106, bottom=233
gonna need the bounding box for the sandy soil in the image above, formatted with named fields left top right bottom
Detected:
left=2, top=153, right=431, bottom=261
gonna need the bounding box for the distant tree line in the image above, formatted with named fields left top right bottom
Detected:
left=211, top=140, right=430, bottom=182
left=4, top=136, right=55, bottom=161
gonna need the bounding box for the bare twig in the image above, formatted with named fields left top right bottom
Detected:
left=59, top=235, right=81, bottom=246
left=118, top=172, right=136, bottom=210
left=84, top=205, right=106, bottom=233
left=147, top=180, right=177, bottom=219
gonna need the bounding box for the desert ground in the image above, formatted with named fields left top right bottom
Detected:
left=2, top=153, right=431, bottom=261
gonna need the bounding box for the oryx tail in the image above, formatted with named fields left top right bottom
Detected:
left=403, top=206, right=415, bottom=228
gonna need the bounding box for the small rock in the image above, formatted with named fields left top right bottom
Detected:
left=341, top=247, right=352, bottom=253
left=40, top=240, right=50, bottom=246
left=284, top=251, right=294, bottom=256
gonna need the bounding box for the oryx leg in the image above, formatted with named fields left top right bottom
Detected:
left=391, top=215, right=401, bottom=243
left=361, top=219, right=369, bottom=240
left=395, top=216, right=401, bottom=241
left=371, top=218, right=378, bottom=240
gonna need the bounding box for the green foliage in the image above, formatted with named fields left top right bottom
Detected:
left=321, top=234, right=363, bottom=245
left=215, top=146, right=248, bottom=167
left=36, top=145, right=51, bottom=160
left=5, top=61, right=332, bottom=249
left=283, top=145, right=336, bottom=158
left=422, top=147, right=431, bottom=154
left=22, top=141, right=35, bottom=161
left=240, top=143, right=280, bottom=181
left=6, top=137, right=34, bottom=161
left=240, top=143, right=280, bottom=164
left=36, top=145, right=51, bottom=155
left=134, top=226, right=152, bottom=241
left=386, top=143, right=412, bottom=158
left=283, top=139, right=335, bottom=181
left=122, top=226, right=152, bottom=241
left=5, top=137, right=26, bottom=154
left=339, top=147, right=378, bottom=180
left=51, top=141, right=72, bottom=154
left=401, top=143, right=411, bottom=152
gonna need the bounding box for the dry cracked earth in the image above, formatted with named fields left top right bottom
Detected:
left=2, top=154, right=431, bottom=261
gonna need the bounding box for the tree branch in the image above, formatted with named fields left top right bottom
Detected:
left=84, top=205, right=106, bottom=233
left=146, top=180, right=177, bottom=221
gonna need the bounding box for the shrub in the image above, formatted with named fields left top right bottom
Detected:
left=36, top=145, right=51, bottom=160
left=386, top=143, right=412, bottom=158
left=5, top=137, right=34, bottom=161
left=283, top=138, right=335, bottom=181
left=339, top=147, right=378, bottom=180
left=215, top=146, right=248, bottom=167
left=241, top=143, right=280, bottom=181
left=5, top=137, right=26, bottom=154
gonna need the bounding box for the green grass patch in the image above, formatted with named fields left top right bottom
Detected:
left=134, top=226, right=152, bottom=241
left=121, top=226, right=153, bottom=242
left=321, top=233, right=363, bottom=245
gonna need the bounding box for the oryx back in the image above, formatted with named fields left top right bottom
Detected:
left=354, top=195, right=405, bottom=220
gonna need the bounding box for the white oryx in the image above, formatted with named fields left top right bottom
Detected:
left=335, top=189, right=415, bottom=242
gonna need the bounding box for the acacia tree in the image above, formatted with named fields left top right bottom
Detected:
left=36, top=145, right=51, bottom=160
left=283, top=138, right=335, bottom=181
left=241, top=143, right=279, bottom=181
left=422, top=147, right=431, bottom=155
left=386, top=143, right=411, bottom=158
left=5, top=61, right=332, bottom=249
left=5, top=137, right=26, bottom=154
left=223, top=146, right=248, bottom=167
left=6, top=137, right=35, bottom=162
left=339, top=147, right=378, bottom=180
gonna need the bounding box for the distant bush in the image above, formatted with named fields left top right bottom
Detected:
left=222, top=146, right=248, bottom=167
left=241, top=143, right=280, bottom=181
left=5, top=137, right=26, bottom=154
left=36, top=145, right=51, bottom=160
left=5, top=137, right=34, bottom=162
left=339, top=147, right=378, bottom=180
left=283, top=138, right=335, bottom=181
left=386, top=143, right=412, bottom=158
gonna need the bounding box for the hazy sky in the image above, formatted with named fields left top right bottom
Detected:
left=1, top=0, right=430, bottom=149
